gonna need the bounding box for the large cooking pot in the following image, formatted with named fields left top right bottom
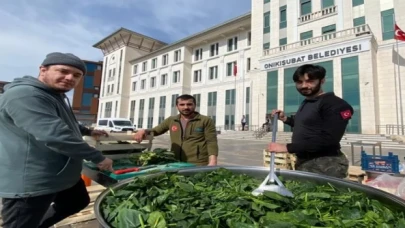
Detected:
left=94, top=166, right=405, bottom=227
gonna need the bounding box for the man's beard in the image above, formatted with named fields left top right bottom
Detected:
left=297, top=82, right=321, bottom=97
left=179, top=109, right=193, bottom=116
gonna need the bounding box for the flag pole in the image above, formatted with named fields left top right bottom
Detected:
left=393, top=45, right=400, bottom=135
left=396, top=37, right=404, bottom=135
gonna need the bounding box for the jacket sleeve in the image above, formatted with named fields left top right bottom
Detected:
left=286, top=101, right=353, bottom=155
left=205, top=118, right=219, bottom=156
left=283, top=116, right=295, bottom=127
left=78, top=124, right=92, bottom=136
left=6, top=96, right=105, bottom=164
left=148, top=118, right=170, bottom=136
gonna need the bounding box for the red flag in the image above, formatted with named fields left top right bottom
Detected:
left=395, top=23, right=405, bottom=41
left=233, top=63, right=237, bottom=76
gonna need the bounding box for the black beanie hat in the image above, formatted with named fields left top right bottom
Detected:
left=41, top=52, right=87, bottom=75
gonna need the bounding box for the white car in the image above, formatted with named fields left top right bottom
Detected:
left=95, top=118, right=136, bottom=132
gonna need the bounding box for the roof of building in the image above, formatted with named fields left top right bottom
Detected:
left=92, top=27, right=168, bottom=49
left=128, top=11, right=251, bottom=63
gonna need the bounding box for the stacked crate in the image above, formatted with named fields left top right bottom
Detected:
left=263, top=149, right=297, bottom=170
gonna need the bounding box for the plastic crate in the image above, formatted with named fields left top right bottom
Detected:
left=361, top=151, right=400, bottom=173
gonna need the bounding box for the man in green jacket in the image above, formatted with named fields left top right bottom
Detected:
left=134, top=94, right=219, bottom=166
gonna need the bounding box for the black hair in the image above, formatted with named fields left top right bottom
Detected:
left=176, top=94, right=196, bottom=105
left=292, top=64, right=326, bottom=82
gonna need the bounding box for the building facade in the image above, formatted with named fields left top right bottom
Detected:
left=95, top=0, right=405, bottom=134
left=251, top=0, right=405, bottom=134
left=72, top=60, right=103, bottom=125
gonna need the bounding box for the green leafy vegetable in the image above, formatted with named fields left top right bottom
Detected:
left=101, top=168, right=405, bottom=227
left=130, top=148, right=178, bottom=166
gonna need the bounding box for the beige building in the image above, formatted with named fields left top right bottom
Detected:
left=94, top=0, right=405, bottom=134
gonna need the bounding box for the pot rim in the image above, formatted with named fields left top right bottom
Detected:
left=94, top=165, right=405, bottom=227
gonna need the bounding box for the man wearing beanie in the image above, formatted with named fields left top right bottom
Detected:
left=0, top=52, right=114, bottom=228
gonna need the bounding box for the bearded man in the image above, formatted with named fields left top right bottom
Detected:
left=0, top=52, right=113, bottom=228
left=268, top=64, right=353, bottom=178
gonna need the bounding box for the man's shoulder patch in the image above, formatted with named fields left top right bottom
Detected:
left=340, top=109, right=352, bottom=120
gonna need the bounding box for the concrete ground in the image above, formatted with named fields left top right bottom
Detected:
left=2, top=135, right=404, bottom=227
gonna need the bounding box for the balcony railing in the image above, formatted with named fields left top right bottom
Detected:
left=263, top=24, right=372, bottom=57
left=299, top=5, right=338, bottom=24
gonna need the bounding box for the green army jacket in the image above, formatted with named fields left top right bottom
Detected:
left=147, top=113, right=218, bottom=166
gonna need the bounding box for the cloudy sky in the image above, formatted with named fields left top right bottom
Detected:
left=0, top=0, right=250, bottom=83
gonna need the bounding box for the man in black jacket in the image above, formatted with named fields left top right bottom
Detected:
left=269, top=64, right=353, bottom=178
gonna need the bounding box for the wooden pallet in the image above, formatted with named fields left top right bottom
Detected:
left=263, top=150, right=293, bottom=169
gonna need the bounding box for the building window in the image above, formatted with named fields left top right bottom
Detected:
left=142, top=61, right=147, bottom=72
left=209, top=66, right=218, bottom=80
left=194, top=48, right=203, bottom=61
left=133, top=65, right=138, bottom=74
left=83, top=76, right=93, bottom=89
left=263, top=42, right=270, bottom=50
left=151, top=58, right=157, bottom=69
left=111, top=84, right=114, bottom=93
left=104, top=102, right=112, bottom=118
left=193, top=93, right=201, bottom=111
left=162, top=54, right=168, bottom=66
left=173, top=71, right=180, bottom=83
left=353, top=16, right=365, bottom=26
left=352, top=0, right=364, bottom=7
left=381, top=9, right=394, bottom=40
left=300, top=0, right=312, bottom=16
left=97, top=65, right=102, bottom=70
left=193, top=70, right=202, bottom=83
left=247, top=32, right=251, bottom=46
left=300, top=30, right=313, bottom=40
left=279, top=38, right=287, bottom=46
left=247, top=58, right=251, bottom=71
left=94, top=86, right=99, bottom=90
left=264, top=0, right=270, bottom=3
left=108, top=69, right=112, bottom=78
left=174, top=50, right=181, bottom=62
left=150, top=77, right=156, bottom=88
left=161, top=74, right=168, bottom=85
left=227, top=37, right=238, bottom=52
left=263, top=11, right=270, bottom=34
left=280, top=6, right=287, bottom=29
left=322, top=0, right=334, bottom=8
left=82, top=93, right=93, bottom=106
left=226, top=61, right=237, bottom=77
left=210, top=43, right=219, bottom=57
left=322, top=24, right=336, bottom=34
left=93, top=94, right=99, bottom=98
left=132, top=81, right=137, bottom=91
left=208, top=92, right=217, bottom=106
left=141, top=79, right=146, bottom=89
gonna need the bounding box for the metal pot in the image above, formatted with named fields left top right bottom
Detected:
left=94, top=166, right=405, bottom=227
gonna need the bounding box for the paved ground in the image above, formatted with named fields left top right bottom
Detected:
left=2, top=134, right=404, bottom=227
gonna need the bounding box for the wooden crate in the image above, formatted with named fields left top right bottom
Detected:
left=346, top=165, right=366, bottom=183
left=83, top=132, right=154, bottom=152
left=263, top=150, right=292, bottom=170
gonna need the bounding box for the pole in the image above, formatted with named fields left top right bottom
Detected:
left=393, top=45, right=400, bottom=135
left=396, top=39, right=404, bottom=135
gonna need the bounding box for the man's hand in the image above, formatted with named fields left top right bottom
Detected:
left=208, top=155, right=217, bottom=166
left=271, top=109, right=287, bottom=122
left=133, top=129, right=146, bottom=143
left=97, top=157, right=114, bottom=172
left=91, top=130, right=109, bottom=139
left=267, top=142, right=288, bottom=153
